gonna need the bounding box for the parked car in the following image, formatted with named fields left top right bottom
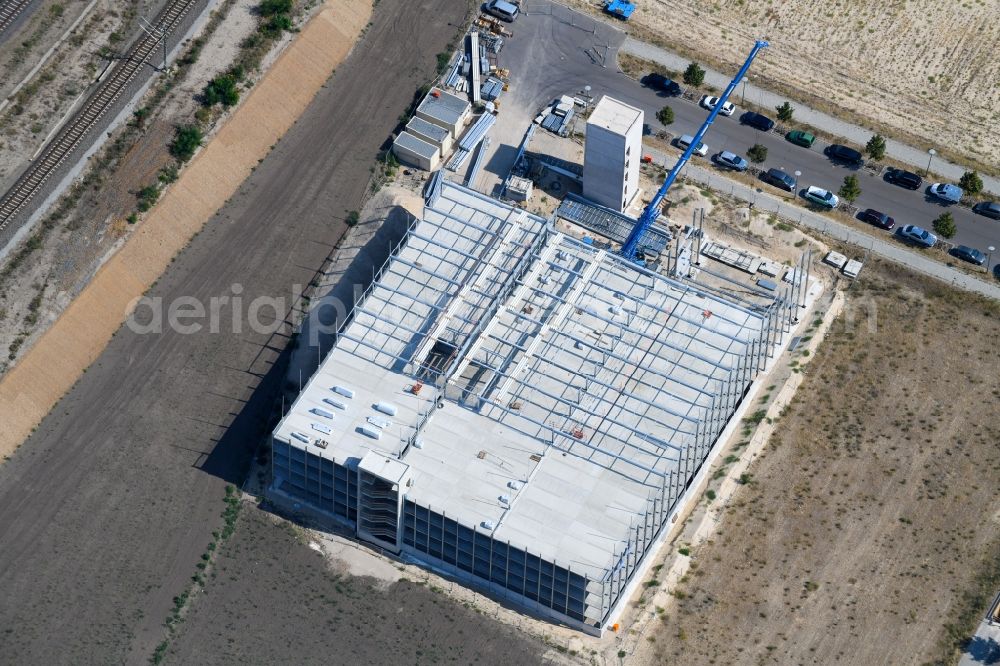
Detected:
left=927, top=182, right=963, bottom=204
left=858, top=208, right=895, bottom=230
left=802, top=185, right=839, bottom=209
left=760, top=168, right=797, bottom=192
left=699, top=95, right=735, bottom=116
left=949, top=245, right=987, bottom=266
left=740, top=111, right=774, bottom=132
left=884, top=167, right=923, bottom=190
left=785, top=130, right=815, bottom=148
left=973, top=201, right=1000, bottom=220
left=713, top=151, right=749, bottom=171
left=641, top=73, right=682, bottom=96
left=824, top=144, right=864, bottom=166
left=484, top=0, right=519, bottom=21
left=676, top=134, right=708, bottom=156
left=898, top=224, right=937, bottom=248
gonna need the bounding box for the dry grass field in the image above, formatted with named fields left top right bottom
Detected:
left=571, top=0, right=1000, bottom=172
left=631, top=258, right=1000, bottom=665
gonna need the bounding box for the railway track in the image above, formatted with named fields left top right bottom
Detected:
left=0, top=0, right=199, bottom=232
left=0, top=0, right=33, bottom=37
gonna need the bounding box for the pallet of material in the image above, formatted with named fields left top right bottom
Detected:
left=700, top=241, right=763, bottom=274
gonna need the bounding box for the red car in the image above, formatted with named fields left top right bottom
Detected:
left=859, top=208, right=895, bottom=230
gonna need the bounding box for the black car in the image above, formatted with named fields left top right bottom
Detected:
left=641, top=73, right=682, bottom=96
left=760, top=168, right=797, bottom=192
left=884, top=167, right=923, bottom=190
left=740, top=111, right=775, bottom=132
left=824, top=144, right=864, bottom=166
left=973, top=201, right=1000, bottom=220
left=949, top=245, right=987, bottom=266
left=858, top=208, right=895, bottom=230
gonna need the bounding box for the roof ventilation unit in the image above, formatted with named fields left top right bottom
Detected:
left=360, top=425, right=382, bottom=440
left=498, top=494, right=510, bottom=505
left=310, top=407, right=335, bottom=419
left=367, top=416, right=391, bottom=429
left=291, top=432, right=310, bottom=444
left=311, top=422, right=332, bottom=435
left=332, top=385, right=356, bottom=399
left=481, top=520, right=495, bottom=530
left=374, top=401, right=398, bottom=416
left=323, top=397, right=348, bottom=410
left=507, top=480, right=521, bottom=490
left=412, top=438, right=424, bottom=449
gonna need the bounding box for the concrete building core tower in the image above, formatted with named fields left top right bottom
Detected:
left=583, top=96, right=643, bottom=213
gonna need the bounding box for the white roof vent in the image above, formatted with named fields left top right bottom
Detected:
left=323, top=397, right=348, bottom=410
left=498, top=494, right=510, bottom=505
left=310, top=407, right=334, bottom=420
left=412, top=438, right=424, bottom=449
left=481, top=520, right=495, bottom=530
left=360, top=425, right=382, bottom=440
left=374, top=401, right=398, bottom=416
left=332, top=385, right=355, bottom=398
left=367, top=416, right=391, bottom=429
left=290, top=432, right=310, bottom=444
left=311, top=422, right=332, bottom=435
left=507, top=480, right=521, bottom=491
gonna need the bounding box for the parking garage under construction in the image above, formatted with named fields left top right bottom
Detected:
left=270, top=176, right=806, bottom=634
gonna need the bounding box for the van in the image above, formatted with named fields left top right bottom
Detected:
left=761, top=168, right=797, bottom=192
left=676, top=134, right=708, bottom=156
left=485, top=0, right=519, bottom=21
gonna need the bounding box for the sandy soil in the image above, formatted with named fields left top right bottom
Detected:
left=165, top=504, right=558, bottom=664
left=625, top=259, right=1000, bottom=665
left=0, top=0, right=374, bottom=457
left=565, top=0, right=1000, bottom=171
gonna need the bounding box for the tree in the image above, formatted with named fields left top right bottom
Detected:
left=747, top=143, right=768, bottom=163
left=865, top=134, right=886, bottom=161
left=838, top=174, right=861, bottom=203
left=776, top=101, right=794, bottom=122
left=656, top=105, right=674, bottom=125
left=933, top=212, right=956, bottom=239
left=170, top=125, right=203, bottom=162
left=683, top=62, right=705, bottom=87
left=959, top=170, right=983, bottom=195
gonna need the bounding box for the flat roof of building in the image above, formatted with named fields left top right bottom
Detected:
left=275, top=179, right=773, bottom=580
left=406, top=116, right=450, bottom=145
left=393, top=131, right=439, bottom=159
left=417, top=88, right=470, bottom=126
left=587, top=96, right=643, bottom=136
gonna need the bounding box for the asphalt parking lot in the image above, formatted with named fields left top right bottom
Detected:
left=495, top=0, right=1000, bottom=270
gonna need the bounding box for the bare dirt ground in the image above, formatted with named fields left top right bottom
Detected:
left=625, top=258, right=1000, bottom=665
left=564, top=0, right=1000, bottom=172
left=0, top=0, right=480, bottom=662
left=165, top=504, right=556, bottom=664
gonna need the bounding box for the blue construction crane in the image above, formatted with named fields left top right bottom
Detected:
left=620, top=40, right=770, bottom=262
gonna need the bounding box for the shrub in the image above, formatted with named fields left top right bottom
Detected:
left=838, top=174, right=862, bottom=203
left=747, top=143, right=768, bottom=163
left=170, top=125, right=203, bottom=162
left=203, top=74, right=239, bottom=107
left=262, top=14, right=292, bottom=35
left=136, top=184, right=160, bottom=212
left=435, top=51, right=451, bottom=75
left=865, top=134, right=886, bottom=160
left=656, top=105, right=674, bottom=125
left=346, top=210, right=360, bottom=226
left=959, top=170, right=983, bottom=195
left=683, top=62, right=705, bottom=87
left=776, top=101, right=794, bottom=122
left=259, top=0, right=292, bottom=16
left=933, top=212, right=956, bottom=239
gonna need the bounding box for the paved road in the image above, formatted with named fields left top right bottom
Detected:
left=622, top=38, right=1000, bottom=197
left=0, top=0, right=468, bottom=662
left=507, top=1, right=1000, bottom=272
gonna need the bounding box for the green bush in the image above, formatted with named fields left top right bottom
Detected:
left=838, top=174, right=862, bottom=203
left=865, top=134, right=886, bottom=160
left=170, top=125, right=203, bottom=162
left=747, top=143, right=768, bottom=163
left=656, top=105, right=674, bottom=125
left=203, top=74, right=239, bottom=107
left=682, top=62, right=705, bottom=87
left=959, top=170, right=983, bottom=195
left=263, top=14, right=292, bottom=35
left=136, top=184, right=160, bottom=212
left=933, top=212, right=956, bottom=239
left=775, top=101, right=794, bottom=122
left=259, top=0, right=292, bottom=16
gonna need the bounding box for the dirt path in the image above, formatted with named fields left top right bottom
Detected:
left=0, top=0, right=373, bottom=459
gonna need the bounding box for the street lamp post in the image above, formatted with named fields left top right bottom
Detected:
left=926, top=148, right=936, bottom=177
left=988, top=245, right=996, bottom=271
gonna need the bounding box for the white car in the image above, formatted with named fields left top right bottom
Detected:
left=803, top=185, right=839, bottom=209
left=676, top=134, right=708, bottom=157
left=700, top=95, right=735, bottom=116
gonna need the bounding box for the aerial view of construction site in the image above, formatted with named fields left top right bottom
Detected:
left=0, top=0, right=997, bottom=664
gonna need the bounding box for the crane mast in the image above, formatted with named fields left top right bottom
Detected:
left=620, top=40, right=770, bottom=261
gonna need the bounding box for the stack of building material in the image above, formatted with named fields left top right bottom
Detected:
left=479, top=32, right=503, bottom=53
left=537, top=95, right=578, bottom=137
left=480, top=77, right=504, bottom=102
left=447, top=112, right=496, bottom=171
